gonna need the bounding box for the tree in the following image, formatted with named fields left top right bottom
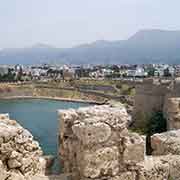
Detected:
left=147, top=111, right=167, bottom=135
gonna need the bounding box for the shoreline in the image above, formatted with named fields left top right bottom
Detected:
left=0, top=96, right=105, bottom=105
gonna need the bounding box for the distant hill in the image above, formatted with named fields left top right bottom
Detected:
left=1, top=29, right=180, bottom=65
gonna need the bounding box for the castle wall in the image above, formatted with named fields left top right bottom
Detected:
left=133, top=80, right=168, bottom=129
left=133, top=78, right=180, bottom=132
left=164, top=97, right=180, bottom=130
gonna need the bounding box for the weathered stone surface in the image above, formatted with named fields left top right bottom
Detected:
left=151, top=129, right=180, bottom=155
left=0, top=161, right=8, bottom=180
left=138, top=155, right=180, bottom=180
left=0, top=115, right=50, bottom=180
left=0, top=113, right=9, bottom=120
left=8, top=158, right=22, bottom=169
left=164, top=97, right=180, bottom=130
left=123, top=133, right=145, bottom=163
left=72, top=120, right=112, bottom=145
left=167, top=156, right=180, bottom=179
left=83, top=146, right=119, bottom=178
left=58, top=104, right=180, bottom=180
left=138, top=156, right=170, bottom=180
left=110, top=172, right=136, bottom=180
left=58, top=104, right=131, bottom=180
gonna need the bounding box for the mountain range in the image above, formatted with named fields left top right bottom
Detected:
left=1, top=29, right=180, bottom=65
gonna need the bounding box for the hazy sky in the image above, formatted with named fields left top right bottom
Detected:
left=0, top=0, right=180, bottom=49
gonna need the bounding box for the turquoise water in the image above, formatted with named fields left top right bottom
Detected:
left=0, top=99, right=90, bottom=172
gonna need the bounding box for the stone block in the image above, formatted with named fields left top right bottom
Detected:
left=83, top=146, right=119, bottom=178
left=151, top=130, right=180, bottom=155
left=72, top=120, right=111, bottom=145
left=123, top=133, right=145, bottom=163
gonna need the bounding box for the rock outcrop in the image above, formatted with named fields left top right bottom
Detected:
left=0, top=114, right=49, bottom=180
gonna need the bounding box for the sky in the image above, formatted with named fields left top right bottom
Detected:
left=0, top=0, right=180, bottom=49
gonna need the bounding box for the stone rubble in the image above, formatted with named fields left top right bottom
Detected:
left=0, top=114, right=51, bottom=180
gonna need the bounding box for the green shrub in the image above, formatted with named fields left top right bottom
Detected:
left=147, top=111, right=167, bottom=135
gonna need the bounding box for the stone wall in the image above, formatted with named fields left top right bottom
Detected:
left=151, top=129, right=180, bottom=155
left=164, top=97, right=180, bottom=130
left=0, top=114, right=51, bottom=180
left=133, top=79, right=168, bottom=129
left=0, top=85, right=106, bottom=103
left=0, top=86, right=33, bottom=98
left=58, top=104, right=180, bottom=180
left=133, top=78, right=180, bottom=131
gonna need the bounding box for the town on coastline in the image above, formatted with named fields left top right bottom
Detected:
left=2, top=0, right=180, bottom=179
left=0, top=63, right=180, bottom=82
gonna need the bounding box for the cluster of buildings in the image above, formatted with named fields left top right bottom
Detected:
left=86, top=64, right=179, bottom=79
left=0, top=63, right=180, bottom=82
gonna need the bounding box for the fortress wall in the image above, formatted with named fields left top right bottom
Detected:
left=0, top=86, right=33, bottom=98
left=164, top=97, right=180, bottom=130
left=133, top=78, right=180, bottom=131
left=0, top=85, right=106, bottom=103
left=163, top=81, right=180, bottom=130
left=133, top=82, right=168, bottom=129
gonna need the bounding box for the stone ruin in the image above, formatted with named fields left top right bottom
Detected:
left=58, top=104, right=180, bottom=180
left=133, top=78, right=180, bottom=131
left=0, top=113, right=54, bottom=180
left=1, top=79, right=180, bottom=180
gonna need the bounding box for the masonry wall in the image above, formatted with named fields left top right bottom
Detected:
left=164, top=97, right=180, bottom=130
left=58, top=104, right=180, bottom=180
left=133, top=79, right=180, bottom=132
left=58, top=105, right=145, bottom=180
left=133, top=80, right=168, bottom=129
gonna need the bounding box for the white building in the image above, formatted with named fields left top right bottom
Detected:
left=127, top=67, right=147, bottom=77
